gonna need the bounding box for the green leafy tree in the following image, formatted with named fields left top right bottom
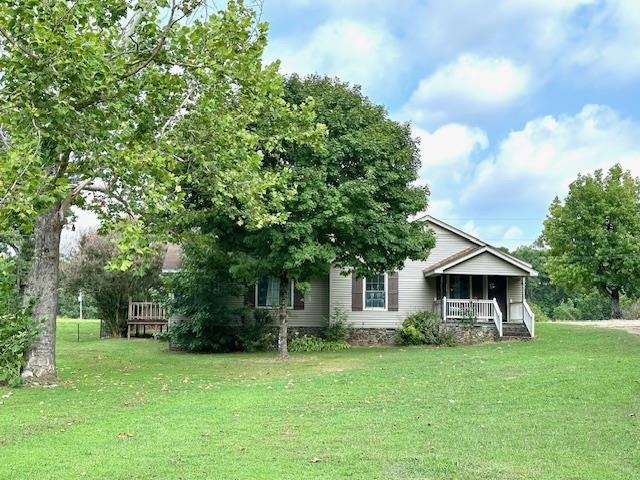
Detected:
left=60, top=233, right=162, bottom=336
left=543, top=164, right=640, bottom=318
left=0, top=1, right=320, bottom=382
left=164, top=239, right=247, bottom=352
left=198, top=75, right=435, bottom=357
left=512, top=244, right=566, bottom=318
left=513, top=243, right=611, bottom=320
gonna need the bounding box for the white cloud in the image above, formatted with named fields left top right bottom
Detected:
left=415, top=104, right=640, bottom=248
left=504, top=226, right=524, bottom=241
left=403, top=55, right=532, bottom=126
left=461, top=104, right=640, bottom=214
left=460, top=221, right=525, bottom=249
left=569, top=0, right=640, bottom=83
left=265, top=19, right=402, bottom=96
left=423, top=198, right=456, bottom=219
left=415, top=123, right=488, bottom=185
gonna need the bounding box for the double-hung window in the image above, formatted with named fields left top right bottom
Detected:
left=257, top=277, right=293, bottom=308
left=365, top=274, right=386, bottom=309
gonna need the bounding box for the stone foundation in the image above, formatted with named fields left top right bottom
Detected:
left=285, top=326, right=325, bottom=340
left=344, top=322, right=498, bottom=346
left=347, top=328, right=398, bottom=346
left=440, top=321, right=498, bottom=344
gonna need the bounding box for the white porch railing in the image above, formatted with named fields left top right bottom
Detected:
left=493, top=298, right=503, bottom=338
left=444, top=299, right=496, bottom=322
left=434, top=297, right=506, bottom=337
left=523, top=300, right=535, bottom=338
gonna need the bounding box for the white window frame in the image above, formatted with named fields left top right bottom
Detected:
left=363, top=273, right=388, bottom=311
left=255, top=277, right=294, bottom=309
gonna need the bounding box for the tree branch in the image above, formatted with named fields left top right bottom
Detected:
left=119, top=0, right=178, bottom=81
left=60, top=178, right=95, bottom=215
left=156, top=83, right=198, bottom=141
left=0, top=26, right=37, bottom=59
left=81, top=183, right=136, bottom=218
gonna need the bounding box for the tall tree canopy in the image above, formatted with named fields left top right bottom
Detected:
left=511, top=244, right=566, bottom=318
left=196, top=75, right=435, bottom=356
left=60, top=233, right=163, bottom=336
left=0, top=0, right=321, bottom=382
left=543, top=164, right=640, bottom=318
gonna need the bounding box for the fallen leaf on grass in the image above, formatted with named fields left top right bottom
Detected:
left=116, top=432, right=134, bottom=439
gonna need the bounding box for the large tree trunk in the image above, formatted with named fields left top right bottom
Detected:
left=21, top=202, right=64, bottom=384
left=610, top=289, right=622, bottom=319
left=277, top=273, right=289, bottom=359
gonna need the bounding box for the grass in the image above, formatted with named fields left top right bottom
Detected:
left=1, top=320, right=639, bottom=479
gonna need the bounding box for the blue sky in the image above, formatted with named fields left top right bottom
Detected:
left=260, top=0, right=640, bottom=249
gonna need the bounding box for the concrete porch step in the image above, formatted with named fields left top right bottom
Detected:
left=500, top=323, right=532, bottom=340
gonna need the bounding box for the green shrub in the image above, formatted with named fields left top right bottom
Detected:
left=622, top=296, right=640, bottom=320
left=239, top=309, right=275, bottom=352
left=438, top=327, right=457, bottom=347
left=553, top=299, right=581, bottom=320
left=289, top=335, right=350, bottom=353
left=397, top=311, right=454, bottom=346
left=323, top=307, right=350, bottom=342
left=529, top=302, right=551, bottom=322
left=573, top=291, right=610, bottom=320
left=153, top=330, right=171, bottom=342
left=168, top=315, right=239, bottom=353
left=397, top=324, right=424, bottom=345
left=0, top=310, right=40, bottom=387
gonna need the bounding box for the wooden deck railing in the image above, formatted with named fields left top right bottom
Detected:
left=128, top=299, right=168, bottom=322
left=127, top=298, right=168, bottom=339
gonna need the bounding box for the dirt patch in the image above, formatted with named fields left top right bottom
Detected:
left=555, top=320, right=640, bottom=336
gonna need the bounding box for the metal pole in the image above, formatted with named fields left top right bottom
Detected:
left=77, top=323, right=80, bottom=342
left=78, top=291, right=83, bottom=321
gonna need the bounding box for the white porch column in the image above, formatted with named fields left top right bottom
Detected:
left=442, top=296, right=447, bottom=321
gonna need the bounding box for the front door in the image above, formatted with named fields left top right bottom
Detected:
left=488, top=276, right=507, bottom=322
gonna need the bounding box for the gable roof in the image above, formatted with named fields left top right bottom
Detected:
left=422, top=245, right=538, bottom=277
left=414, top=214, right=535, bottom=271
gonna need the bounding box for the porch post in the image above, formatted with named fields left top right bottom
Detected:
left=442, top=296, right=447, bottom=322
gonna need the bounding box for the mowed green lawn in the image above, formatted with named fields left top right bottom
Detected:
left=1, top=321, right=639, bottom=479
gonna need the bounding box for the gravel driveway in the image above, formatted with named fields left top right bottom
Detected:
left=555, top=319, right=640, bottom=335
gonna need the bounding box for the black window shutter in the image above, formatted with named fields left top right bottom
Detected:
left=388, top=272, right=399, bottom=312
left=352, top=275, right=363, bottom=311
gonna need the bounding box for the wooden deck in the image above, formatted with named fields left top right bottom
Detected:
left=127, top=298, right=168, bottom=339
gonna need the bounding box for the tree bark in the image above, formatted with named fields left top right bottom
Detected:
left=21, top=202, right=64, bottom=384
left=277, top=273, right=289, bottom=359
left=610, top=289, right=622, bottom=319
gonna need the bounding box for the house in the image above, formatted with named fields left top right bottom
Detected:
left=163, top=215, right=538, bottom=342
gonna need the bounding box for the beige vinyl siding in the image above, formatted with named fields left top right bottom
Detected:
left=445, top=252, right=529, bottom=276
left=328, top=222, right=477, bottom=328
left=424, top=224, right=478, bottom=266
left=507, top=277, right=525, bottom=321
left=330, top=261, right=436, bottom=329
left=288, top=275, right=329, bottom=327
left=507, top=277, right=524, bottom=303
left=228, top=276, right=329, bottom=328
